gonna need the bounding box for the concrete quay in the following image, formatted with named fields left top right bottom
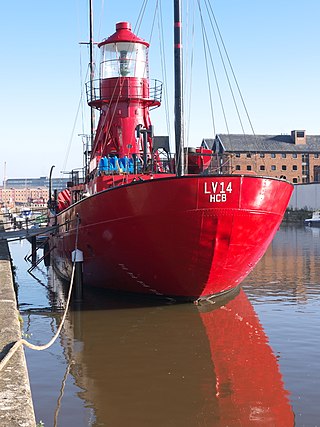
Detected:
left=0, top=219, right=36, bottom=427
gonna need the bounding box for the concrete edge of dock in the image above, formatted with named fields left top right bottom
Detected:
left=0, top=219, right=36, bottom=427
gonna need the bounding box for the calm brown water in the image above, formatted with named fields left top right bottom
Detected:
left=11, top=224, right=320, bottom=426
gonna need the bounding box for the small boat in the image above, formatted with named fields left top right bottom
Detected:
left=305, top=210, right=320, bottom=227
left=47, top=1, right=293, bottom=301
left=26, top=223, right=49, bottom=246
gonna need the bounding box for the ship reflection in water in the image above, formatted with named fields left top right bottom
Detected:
left=53, top=284, right=294, bottom=426
left=17, top=226, right=320, bottom=425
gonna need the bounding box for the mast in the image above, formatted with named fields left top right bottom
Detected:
left=174, top=0, right=184, bottom=177
left=89, top=0, right=95, bottom=147
left=48, top=165, right=55, bottom=208
left=3, top=161, right=6, bottom=189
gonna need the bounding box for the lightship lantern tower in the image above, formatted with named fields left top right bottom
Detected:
left=87, top=22, right=162, bottom=166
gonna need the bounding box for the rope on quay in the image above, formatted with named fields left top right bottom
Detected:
left=0, top=217, right=80, bottom=373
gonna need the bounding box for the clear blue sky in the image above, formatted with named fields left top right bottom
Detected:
left=1, top=0, right=320, bottom=180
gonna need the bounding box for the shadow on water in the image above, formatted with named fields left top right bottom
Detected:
left=22, top=263, right=241, bottom=313
left=72, top=281, right=242, bottom=312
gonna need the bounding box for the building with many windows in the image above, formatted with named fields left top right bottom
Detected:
left=0, top=176, right=69, bottom=207
left=203, top=130, right=320, bottom=183
left=0, top=187, right=49, bottom=207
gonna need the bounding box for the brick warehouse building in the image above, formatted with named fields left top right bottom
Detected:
left=203, top=130, right=320, bottom=183
left=0, top=177, right=69, bottom=207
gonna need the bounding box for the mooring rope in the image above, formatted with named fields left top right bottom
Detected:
left=0, top=217, right=80, bottom=373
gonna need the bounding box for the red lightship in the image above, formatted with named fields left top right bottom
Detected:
left=48, top=8, right=293, bottom=301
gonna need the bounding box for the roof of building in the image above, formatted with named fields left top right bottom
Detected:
left=203, top=134, right=320, bottom=153
left=5, top=177, right=69, bottom=189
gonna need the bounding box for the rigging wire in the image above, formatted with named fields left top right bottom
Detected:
left=61, top=0, right=103, bottom=177
left=183, top=0, right=196, bottom=147
left=202, top=0, right=246, bottom=137
left=100, top=0, right=168, bottom=157
left=64, top=0, right=103, bottom=171
left=98, top=0, right=150, bottom=156
left=196, top=0, right=261, bottom=171
left=204, top=0, right=260, bottom=170
left=58, top=0, right=91, bottom=178
left=205, top=0, right=256, bottom=137
left=134, top=0, right=149, bottom=35
left=61, top=72, right=88, bottom=174
left=148, top=0, right=158, bottom=43
left=157, top=0, right=172, bottom=140
left=197, top=0, right=229, bottom=136
left=97, top=0, right=105, bottom=42
left=79, top=47, right=86, bottom=137
left=83, top=0, right=172, bottom=159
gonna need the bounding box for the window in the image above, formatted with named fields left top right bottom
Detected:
left=297, top=131, right=305, bottom=138
left=247, top=165, right=252, bottom=171
left=235, top=153, right=240, bottom=158
left=292, top=153, right=297, bottom=159
left=314, top=165, right=320, bottom=182
left=281, top=153, right=286, bottom=158
left=293, top=178, right=298, bottom=183
left=271, top=165, right=276, bottom=171
left=260, top=165, right=265, bottom=171
left=292, top=165, right=298, bottom=171
left=235, top=165, right=241, bottom=170
left=260, top=153, right=265, bottom=158
left=282, top=165, right=287, bottom=171
left=271, top=153, right=276, bottom=158
left=100, top=42, right=149, bottom=79
left=246, top=153, right=251, bottom=158
left=314, top=154, right=319, bottom=158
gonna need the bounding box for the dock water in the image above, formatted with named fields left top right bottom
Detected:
left=0, top=218, right=36, bottom=426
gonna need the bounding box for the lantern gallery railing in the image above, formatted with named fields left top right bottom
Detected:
left=86, top=78, right=163, bottom=108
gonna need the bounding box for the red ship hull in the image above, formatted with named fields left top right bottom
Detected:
left=49, top=174, right=293, bottom=300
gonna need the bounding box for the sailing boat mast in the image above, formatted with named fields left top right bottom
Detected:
left=174, top=0, right=184, bottom=177
left=89, top=0, right=95, bottom=147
